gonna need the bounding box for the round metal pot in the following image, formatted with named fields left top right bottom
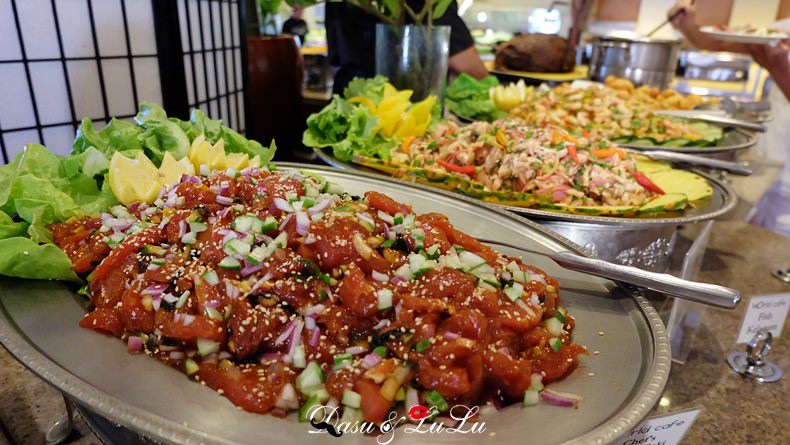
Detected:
left=588, top=36, right=681, bottom=89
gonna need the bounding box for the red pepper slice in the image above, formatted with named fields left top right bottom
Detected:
left=438, top=160, right=477, bottom=175
left=567, top=145, right=579, bottom=163
left=632, top=172, right=665, bottom=195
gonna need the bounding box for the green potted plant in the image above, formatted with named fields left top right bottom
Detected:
left=258, top=0, right=283, bottom=36
left=287, top=0, right=454, bottom=101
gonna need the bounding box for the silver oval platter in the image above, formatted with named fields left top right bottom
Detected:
left=313, top=148, right=737, bottom=271
left=0, top=164, right=670, bottom=445
left=619, top=128, right=756, bottom=155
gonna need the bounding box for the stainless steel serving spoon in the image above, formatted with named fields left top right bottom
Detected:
left=480, top=238, right=741, bottom=309
left=631, top=149, right=753, bottom=175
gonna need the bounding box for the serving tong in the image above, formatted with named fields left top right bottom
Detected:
left=480, top=238, right=740, bottom=309
left=627, top=148, right=753, bottom=175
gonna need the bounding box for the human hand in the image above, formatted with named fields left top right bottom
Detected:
left=668, top=0, right=697, bottom=33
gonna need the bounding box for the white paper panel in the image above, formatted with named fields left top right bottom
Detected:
left=17, top=0, right=60, bottom=60
left=177, top=0, right=190, bottom=52
left=103, top=59, right=135, bottom=116
left=93, top=0, right=127, bottom=57
left=125, top=0, right=158, bottom=55
left=236, top=91, right=244, bottom=131
left=3, top=129, right=39, bottom=160
left=201, top=0, right=212, bottom=50
left=0, top=0, right=22, bottom=61
left=57, top=0, right=95, bottom=58
left=29, top=61, right=72, bottom=125
left=206, top=51, right=216, bottom=98
left=188, top=0, right=202, bottom=51
left=225, top=49, right=235, bottom=92
left=0, top=63, right=35, bottom=130
left=211, top=1, right=222, bottom=46
left=229, top=92, right=237, bottom=129
left=220, top=96, right=228, bottom=124
left=217, top=51, right=227, bottom=96
left=234, top=48, right=242, bottom=90
left=183, top=55, right=195, bottom=104
left=195, top=53, right=206, bottom=103
left=222, top=2, right=232, bottom=46
left=67, top=60, right=104, bottom=120
left=134, top=57, right=163, bottom=106
left=42, top=124, right=75, bottom=156
left=231, top=2, right=240, bottom=47
left=210, top=99, right=219, bottom=119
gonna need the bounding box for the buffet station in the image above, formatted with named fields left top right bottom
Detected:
left=0, top=2, right=788, bottom=445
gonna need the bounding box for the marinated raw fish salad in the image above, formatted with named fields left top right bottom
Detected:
left=51, top=166, right=586, bottom=422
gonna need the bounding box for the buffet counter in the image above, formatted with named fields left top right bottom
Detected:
left=0, top=156, right=786, bottom=445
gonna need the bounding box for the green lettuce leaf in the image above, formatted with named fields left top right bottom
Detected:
left=445, top=74, right=504, bottom=121
left=0, top=211, right=27, bottom=240
left=343, top=75, right=389, bottom=103
left=73, top=118, right=143, bottom=156
left=0, top=237, right=80, bottom=282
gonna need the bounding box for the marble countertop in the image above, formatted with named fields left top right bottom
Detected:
left=0, top=158, right=787, bottom=445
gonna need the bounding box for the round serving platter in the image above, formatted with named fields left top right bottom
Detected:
left=0, top=164, right=670, bottom=445
left=312, top=148, right=737, bottom=227
left=619, top=128, right=757, bottom=155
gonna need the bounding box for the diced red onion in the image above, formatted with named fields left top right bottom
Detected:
left=240, top=261, right=265, bottom=277
left=221, top=230, right=238, bottom=245
left=515, top=299, right=531, bottom=313
left=531, top=373, right=543, bottom=387
left=159, top=344, right=178, bottom=352
left=310, top=327, right=321, bottom=346
left=273, top=198, right=293, bottom=213
left=530, top=293, right=540, bottom=307
left=127, top=336, right=143, bottom=353
left=249, top=272, right=273, bottom=294
left=146, top=263, right=161, bottom=271
left=152, top=297, right=161, bottom=311
left=178, top=220, right=187, bottom=238
left=202, top=352, right=218, bottom=365
left=104, top=218, right=134, bottom=231
left=217, top=207, right=231, bottom=220
left=203, top=299, right=221, bottom=308
left=390, top=275, right=405, bottom=285
left=361, top=352, right=382, bottom=369
left=553, top=190, right=567, bottom=201
left=216, top=195, right=233, bottom=206
left=274, top=321, right=296, bottom=346
left=310, top=212, right=324, bottom=222
left=142, top=284, right=168, bottom=295
left=309, top=199, right=331, bottom=215
left=305, top=316, right=316, bottom=330
left=295, top=211, right=310, bottom=236
left=169, top=351, right=185, bottom=360
left=225, top=282, right=240, bottom=300
left=275, top=383, right=299, bottom=410
left=540, top=389, right=581, bottom=408
left=406, top=388, right=419, bottom=410
left=497, top=347, right=513, bottom=356
left=323, top=286, right=334, bottom=302
left=304, top=304, right=325, bottom=316
left=356, top=212, right=375, bottom=227
left=260, top=352, right=284, bottom=363
left=443, top=331, right=461, bottom=340
left=162, top=293, right=178, bottom=304
left=371, top=271, right=389, bottom=282
left=218, top=351, right=232, bottom=360
left=394, top=301, right=402, bottom=317
left=303, top=235, right=316, bottom=245
left=345, top=346, right=366, bottom=356
left=175, top=314, right=195, bottom=326
left=372, top=319, right=390, bottom=330
left=279, top=214, right=293, bottom=230
left=220, top=180, right=230, bottom=195
left=287, top=320, right=304, bottom=356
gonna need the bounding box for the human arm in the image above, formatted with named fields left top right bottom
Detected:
left=746, top=42, right=790, bottom=100
left=449, top=46, right=488, bottom=80
left=668, top=0, right=749, bottom=53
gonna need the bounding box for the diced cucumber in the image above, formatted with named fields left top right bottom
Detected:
left=441, top=253, right=462, bottom=269
left=142, top=245, right=167, bottom=256
left=545, top=317, right=564, bottom=336
left=376, top=289, right=393, bottom=310
left=504, top=282, right=524, bottom=301
left=296, top=361, right=325, bottom=394
left=523, top=390, right=540, bottom=406
left=231, top=215, right=256, bottom=233
left=224, top=238, right=251, bottom=256
left=197, top=338, right=219, bottom=356
left=175, top=290, right=190, bottom=309
left=425, top=244, right=440, bottom=259
left=341, top=389, right=362, bottom=408
left=189, top=222, right=208, bottom=233
left=184, top=358, right=200, bottom=375
left=459, top=251, right=486, bottom=270
left=393, top=214, right=404, bottom=225
left=204, top=307, right=224, bottom=320
left=180, top=232, right=197, bottom=245
left=247, top=245, right=274, bottom=265
left=377, top=210, right=395, bottom=225
left=293, top=344, right=306, bottom=368
left=394, top=263, right=414, bottom=281
left=271, top=231, right=288, bottom=248
left=549, top=337, right=563, bottom=352
left=260, top=216, right=277, bottom=232
left=478, top=274, right=501, bottom=288
left=298, top=394, right=323, bottom=422
left=219, top=256, right=242, bottom=270
left=202, top=270, right=220, bottom=285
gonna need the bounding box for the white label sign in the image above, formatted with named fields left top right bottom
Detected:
left=614, top=408, right=701, bottom=445
left=736, top=293, right=790, bottom=344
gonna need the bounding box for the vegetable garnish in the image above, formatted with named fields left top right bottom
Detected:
left=55, top=166, right=586, bottom=422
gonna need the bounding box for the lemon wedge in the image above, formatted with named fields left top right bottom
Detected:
left=159, top=152, right=195, bottom=186
left=109, top=152, right=161, bottom=205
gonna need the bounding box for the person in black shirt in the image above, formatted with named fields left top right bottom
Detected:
left=282, top=6, right=308, bottom=45
left=325, top=1, right=488, bottom=94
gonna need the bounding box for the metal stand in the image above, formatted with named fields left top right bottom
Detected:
left=727, top=330, right=782, bottom=383
left=44, top=395, right=75, bottom=445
